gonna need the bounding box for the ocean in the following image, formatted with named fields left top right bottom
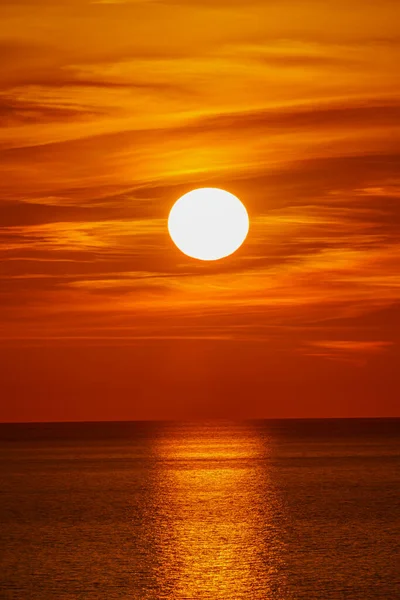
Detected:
left=1, top=419, right=399, bottom=599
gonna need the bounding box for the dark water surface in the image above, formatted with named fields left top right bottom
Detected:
left=1, top=419, right=399, bottom=599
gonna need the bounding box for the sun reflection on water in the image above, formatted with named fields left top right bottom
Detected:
left=149, top=423, right=289, bottom=599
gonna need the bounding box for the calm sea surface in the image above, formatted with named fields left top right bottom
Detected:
left=0, top=419, right=399, bottom=599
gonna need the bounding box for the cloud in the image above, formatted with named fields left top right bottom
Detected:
left=0, top=96, right=106, bottom=126
left=305, top=340, right=393, bottom=364
left=309, top=340, right=392, bottom=352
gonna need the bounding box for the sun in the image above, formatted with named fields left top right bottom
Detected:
left=168, top=188, right=249, bottom=261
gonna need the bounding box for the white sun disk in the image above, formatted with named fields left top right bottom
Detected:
left=168, top=188, right=249, bottom=261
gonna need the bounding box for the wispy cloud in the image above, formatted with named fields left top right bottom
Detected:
left=305, top=340, right=393, bottom=365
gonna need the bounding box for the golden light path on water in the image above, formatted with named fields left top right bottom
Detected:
left=150, top=423, right=290, bottom=599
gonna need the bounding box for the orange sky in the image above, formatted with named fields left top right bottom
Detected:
left=1, top=0, right=400, bottom=421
